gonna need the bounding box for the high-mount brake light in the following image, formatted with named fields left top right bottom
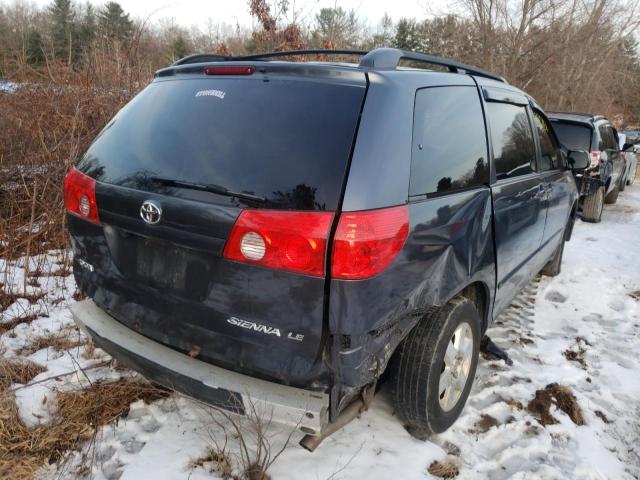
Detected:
left=204, top=65, right=256, bottom=76
left=223, top=210, right=334, bottom=277
left=64, top=168, right=99, bottom=224
left=331, top=205, right=410, bottom=280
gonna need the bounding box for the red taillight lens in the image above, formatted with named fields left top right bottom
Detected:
left=589, top=150, right=602, bottom=169
left=331, top=205, right=409, bottom=280
left=223, top=210, right=334, bottom=277
left=204, top=65, right=256, bottom=75
left=64, top=168, right=99, bottom=224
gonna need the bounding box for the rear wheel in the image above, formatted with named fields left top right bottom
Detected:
left=581, top=186, right=604, bottom=223
left=628, top=168, right=636, bottom=186
left=605, top=183, right=619, bottom=204
left=390, top=297, right=480, bottom=439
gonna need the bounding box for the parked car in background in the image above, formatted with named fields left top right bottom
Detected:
left=618, top=133, right=637, bottom=189
left=623, top=129, right=639, bottom=144
left=66, top=48, right=580, bottom=449
left=549, top=113, right=625, bottom=222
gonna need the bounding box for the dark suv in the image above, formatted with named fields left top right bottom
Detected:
left=549, top=113, right=625, bottom=222
left=67, top=48, right=579, bottom=448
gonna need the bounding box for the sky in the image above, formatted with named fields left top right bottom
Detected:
left=32, top=0, right=444, bottom=30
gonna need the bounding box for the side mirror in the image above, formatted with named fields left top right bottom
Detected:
left=568, top=150, right=590, bottom=170
left=622, top=142, right=634, bottom=152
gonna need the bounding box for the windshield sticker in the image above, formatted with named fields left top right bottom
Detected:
left=195, top=89, right=226, bottom=99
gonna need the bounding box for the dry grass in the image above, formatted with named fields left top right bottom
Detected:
left=473, top=413, right=500, bottom=433
left=428, top=458, right=460, bottom=478
left=527, top=383, right=585, bottom=426
left=0, top=378, right=169, bottom=479
left=0, top=77, right=130, bottom=262
left=16, top=331, right=87, bottom=356
left=0, top=313, right=43, bottom=336
left=190, top=447, right=238, bottom=480
left=0, top=359, right=46, bottom=389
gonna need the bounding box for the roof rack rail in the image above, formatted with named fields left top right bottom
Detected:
left=359, top=48, right=506, bottom=83
left=172, top=53, right=229, bottom=66
left=169, top=48, right=506, bottom=83
left=234, top=49, right=368, bottom=61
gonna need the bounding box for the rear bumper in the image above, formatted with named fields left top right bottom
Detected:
left=70, top=300, right=329, bottom=435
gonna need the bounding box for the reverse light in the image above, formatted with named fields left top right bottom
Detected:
left=204, top=65, right=256, bottom=76
left=223, top=210, right=334, bottom=277
left=331, top=205, right=409, bottom=280
left=64, top=168, right=99, bottom=224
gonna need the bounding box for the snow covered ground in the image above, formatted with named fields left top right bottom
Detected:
left=2, top=185, right=639, bottom=479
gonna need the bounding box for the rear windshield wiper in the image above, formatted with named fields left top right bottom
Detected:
left=150, top=177, right=267, bottom=203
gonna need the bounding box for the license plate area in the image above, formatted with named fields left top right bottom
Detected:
left=104, top=227, right=210, bottom=298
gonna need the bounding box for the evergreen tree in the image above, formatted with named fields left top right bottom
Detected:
left=171, top=35, right=190, bottom=61
left=313, top=7, right=360, bottom=48
left=98, top=2, right=132, bottom=40
left=393, top=18, right=423, bottom=52
left=48, top=0, right=75, bottom=62
left=371, top=13, right=394, bottom=48
left=78, top=3, right=97, bottom=48
left=26, top=30, right=45, bottom=66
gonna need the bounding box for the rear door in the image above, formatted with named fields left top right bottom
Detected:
left=531, top=109, right=573, bottom=248
left=599, top=124, right=624, bottom=189
left=484, top=88, right=547, bottom=313
left=69, top=67, right=367, bottom=388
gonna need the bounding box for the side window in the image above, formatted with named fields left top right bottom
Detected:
left=533, top=111, right=561, bottom=171
left=598, top=125, right=616, bottom=150
left=487, top=103, right=537, bottom=180
left=410, top=86, right=489, bottom=196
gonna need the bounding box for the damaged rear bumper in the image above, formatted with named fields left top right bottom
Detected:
left=70, top=299, right=329, bottom=435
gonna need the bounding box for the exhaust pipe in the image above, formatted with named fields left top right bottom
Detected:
left=299, top=398, right=365, bottom=452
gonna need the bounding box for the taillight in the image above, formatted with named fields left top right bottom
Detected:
left=204, top=65, right=255, bottom=75
left=223, top=210, right=334, bottom=277
left=331, top=205, right=409, bottom=280
left=589, top=150, right=602, bottom=169
left=64, top=168, right=99, bottom=224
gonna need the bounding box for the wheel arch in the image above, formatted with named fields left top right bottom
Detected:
left=457, top=281, right=491, bottom=333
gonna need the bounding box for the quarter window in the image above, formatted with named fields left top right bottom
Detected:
left=487, top=103, right=537, bottom=180
left=533, top=111, right=560, bottom=171
left=410, top=86, right=489, bottom=196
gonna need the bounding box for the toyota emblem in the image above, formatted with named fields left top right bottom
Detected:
left=140, top=200, right=162, bottom=225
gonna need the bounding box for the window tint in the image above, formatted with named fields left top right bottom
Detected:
left=77, top=77, right=365, bottom=211
left=533, top=111, right=560, bottom=171
left=551, top=121, right=592, bottom=151
left=487, top=103, right=536, bottom=180
left=410, top=86, right=489, bottom=196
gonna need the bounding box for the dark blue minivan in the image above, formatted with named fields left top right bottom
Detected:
left=67, top=48, right=580, bottom=449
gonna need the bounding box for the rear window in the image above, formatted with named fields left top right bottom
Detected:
left=551, top=121, right=592, bottom=151
left=77, top=76, right=366, bottom=210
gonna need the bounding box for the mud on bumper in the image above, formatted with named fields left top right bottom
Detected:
left=70, top=300, right=329, bottom=436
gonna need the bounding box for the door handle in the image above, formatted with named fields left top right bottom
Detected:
left=533, top=184, right=546, bottom=200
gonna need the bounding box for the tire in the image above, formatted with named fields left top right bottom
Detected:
left=620, top=175, right=626, bottom=191
left=581, top=186, right=604, bottom=223
left=605, top=183, right=619, bottom=204
left=390, top=296, right=480, bottom=439
left=541, top=229, right=565, bottom=277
